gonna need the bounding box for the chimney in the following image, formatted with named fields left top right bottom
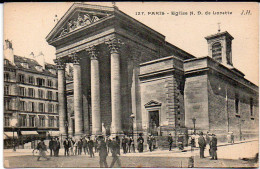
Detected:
left=36, top=52, right=45, bottom=69
left=4, top=40, right=15, bottom=65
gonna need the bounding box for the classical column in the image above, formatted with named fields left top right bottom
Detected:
left=55, top=59, right=68, bottom=137
left=87, top=46, right=102, bottom=135
left=106, top=38, right=123, bottom=135
left=71, top=53, right=84, bottom=138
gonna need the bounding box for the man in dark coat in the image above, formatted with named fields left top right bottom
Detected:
left=147, top=135, right=153, bottom=152
left=137, top=134, right=144, bottom=153
left=121, top=135, right=128, bottom=154
left=49, top=138, right=54, bottom=157
left=78, top=139, right=83, bottom=155
left=110, top=137, right=121, bottom=168
left=97, top=136, right=108, bottom=168
left=210, top=134, right=218, bottom=160
left=198, top=132, right=206, bottom=158
left=168, top=133, right=173, bottom=151
left=88, top=137, right=95, bottom=158
left=83, top=137, right=89, bottom=155
left=63, top=138, right=71, bottom=156
left=53, top=137, right=60, bottom=157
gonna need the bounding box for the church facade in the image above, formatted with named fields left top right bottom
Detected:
left=46, top=3, right=258, bottom=143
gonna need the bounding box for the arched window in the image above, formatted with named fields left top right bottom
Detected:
left=212, top=42, right=222, bottom=62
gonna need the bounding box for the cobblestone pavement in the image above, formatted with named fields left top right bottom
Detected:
left=4, top=140, right=258, bottom=168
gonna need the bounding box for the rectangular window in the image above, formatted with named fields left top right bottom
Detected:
left=19, top=115, right=27, bottom=127
left=29, top=116, right=35, bottom=127
left=4, top=116, right=10, bottom=127
left=250, top=98, right=253, bottom=116
left=18, top=74, right=25, bottom=83
left=28, top=76, right=34, bottom=84
left=19, top=87, right=26, bottom=96
left=36, top=78, right=45, bottom=86
left=56, top=92, right=58, bottom=101
left=56, top=117, right=59, bottom=127
left=48, top=103, right=54, bottom=113
left=56, top=104, right=59, bottom=113
left=235, top=94, right=239, bottom=114
left=47, top=80, right=53, bottom=87
left=49, top=116, right=54, bottom=127
left=38, top=89, right=44, bottom=99
left=4, top=85, right=10, bottom=95
left=47, top=91, right=53, bottom=100
left=28, top=102, right=35, bottom=112
left=19, top=101, right=26, bottom=111
left=39, top=116, right=45, bottom=127
left=4, top=73, right=10, bottom=82
left=4, top=100, right=11, bottom=110
left=28, top=88, right=35, bottom=97
left=38, top=103, right=45, bottom=112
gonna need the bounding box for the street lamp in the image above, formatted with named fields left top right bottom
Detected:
left=130, top=113, right=135, bottom=138
left=10, top=118, right=18, bottom=152
left=65, top=121, right=69, bottom=139
left=192, top=118, right=196, bottom=134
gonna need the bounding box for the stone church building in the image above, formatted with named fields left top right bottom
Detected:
left=46, top=3, right=258, bottom=143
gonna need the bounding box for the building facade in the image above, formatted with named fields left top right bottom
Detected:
left=46, top=3, right=258, bottom=145
left=4, top=40, right=59, bottom=148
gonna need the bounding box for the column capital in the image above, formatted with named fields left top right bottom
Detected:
left=54, top=58, right=66, bottom=69
left=86, top=46, right=98, bottom=60
left=105, top=38, right=124, bottom=54
left=69, top=53, right=81, bottom=64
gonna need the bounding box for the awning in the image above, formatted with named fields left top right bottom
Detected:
left=21, top=131, right=38, bottom=135
left=48, top=131, right=60, bottom=136
left=4, top=132, right=18, bottom=139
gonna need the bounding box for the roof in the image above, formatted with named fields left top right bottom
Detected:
left=4, top=55, right=57, bottom=77
left=205, top=31, right=234, bottom=40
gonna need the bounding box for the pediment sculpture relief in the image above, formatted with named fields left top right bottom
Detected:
left=57, top=13, right=105, bottom=38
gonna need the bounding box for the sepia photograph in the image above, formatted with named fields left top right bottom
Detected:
left=3, top=2, right=259, bottom=168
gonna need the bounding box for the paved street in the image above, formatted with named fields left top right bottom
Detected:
left=4, top=140, right=258, bottom=168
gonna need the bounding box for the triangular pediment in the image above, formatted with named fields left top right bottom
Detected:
left=46, top=3, right=114, bottom=43
left=144, top=100, right=162, bottom=108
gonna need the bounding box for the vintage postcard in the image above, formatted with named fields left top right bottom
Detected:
left=3, top=2, right=259, bottom=168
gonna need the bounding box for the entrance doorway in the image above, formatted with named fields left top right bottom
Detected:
left=149, top=110, right=159, bottom=136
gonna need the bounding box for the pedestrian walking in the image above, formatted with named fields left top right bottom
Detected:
left=110, top=137, right=121, bottom=168
left=63, top=138, right=71, bottom=156
left=78, top=139, right=83, bottom=155
left=210, top=134, right=218, bottom=160
left=121, top=135, right=128, bottom=154
left=94, top=136, right=98, bottom=153
left=127, top=137, right=132, bottom=153
left=137, top=133, right=144, bottom=153
left=83, top=137, right=89, bottom=155
left=69, top=138, right=75, bottom=155
left=231, top=132, right=234, bottom=144
left=115, top=136, right=121, bottom=155
left=147, top=135, right=153, bottom=152
left=53, top=137, right=60, bottom=157
left=49, top=138, right=54, bottom=157
left=88, top=137, right=95, bottom=158
left=106, top=136, right=112, bottom=153
left=131, top=137, right=135, bottom=153
left=36, top=139, right=50, bottom=161
left=190, top=133, right=196, bottom=148
left=151, top=135, right=156, bottom=150
left=97, top=136, right=108, bottom=168
left=74, top=139, right=78, bottom=155
left=168, top=133, right=173, bottom=151
left=198, top=132, right=206, bottom=158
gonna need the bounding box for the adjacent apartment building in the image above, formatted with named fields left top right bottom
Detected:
left=4, top=40, right=59, bottom=148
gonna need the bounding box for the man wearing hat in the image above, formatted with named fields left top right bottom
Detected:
left=110, top=137, right=121, bottom=167
left=198, top=132, right=206, bottom=158
left=97, top=136, right=108, bottom=168
left=210, top=134, right=218, bottom=160
left=168, top=133, right=173, bottom=151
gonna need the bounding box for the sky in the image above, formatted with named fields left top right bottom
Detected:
left=4, top=2, right=259, bottom=85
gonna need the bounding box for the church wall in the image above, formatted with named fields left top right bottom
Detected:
left=207, top=72, right=259, bottom=142
left=184, top=73, right=209, bottom=132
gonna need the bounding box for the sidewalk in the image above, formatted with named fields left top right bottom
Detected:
left=4, top=139, right=258, bottom=158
